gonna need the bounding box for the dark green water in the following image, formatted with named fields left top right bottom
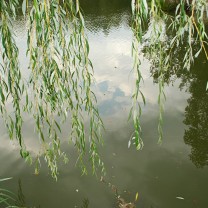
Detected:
left=1, top=0, right=208, bottom=207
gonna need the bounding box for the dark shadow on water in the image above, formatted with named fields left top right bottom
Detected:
left=15, top=179, right=41, bottom=208
left=12, top=178, right=144, bottom=208
left=183, top=57, right=208, bottom=168
left=79, top=0, right=131, bottom=34
left=150, top=44, right=208, bottom=169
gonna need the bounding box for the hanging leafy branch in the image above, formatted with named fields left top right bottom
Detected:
left=128, top=0, right=148, bottom=150
left=130, top=0, right=208, bottom=145
left=0, top=0, right=104, bottom=179
left=0, top=0, right=26, bottom=149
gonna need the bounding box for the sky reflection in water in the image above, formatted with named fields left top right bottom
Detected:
left=0, top=0, right=208, bottom=208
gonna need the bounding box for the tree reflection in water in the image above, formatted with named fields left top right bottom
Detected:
left=149, top=43, right=208, bottom=168
left=183, top=56, right=208, bottom=168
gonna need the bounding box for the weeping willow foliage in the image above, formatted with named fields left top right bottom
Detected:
left=0, top=0, right=208, bottom=177
left=0, top=0, right=104, bottom=179
left=130, top=0, right=208, bottom=147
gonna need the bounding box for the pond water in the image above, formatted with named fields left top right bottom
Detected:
left=1, top=0, right=208, bottom=207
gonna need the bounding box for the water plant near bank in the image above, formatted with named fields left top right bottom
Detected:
left=0, top=178, right=19, bottom=208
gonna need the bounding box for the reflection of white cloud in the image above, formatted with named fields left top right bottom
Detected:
left=89, top=26, right=134, bottom=99
left=88, top=24, right=189, bottom=117
left=0, top=15, right=190, bottom=154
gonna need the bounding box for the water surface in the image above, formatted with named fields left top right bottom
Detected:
left=1, top=0, right=208, bottom=207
